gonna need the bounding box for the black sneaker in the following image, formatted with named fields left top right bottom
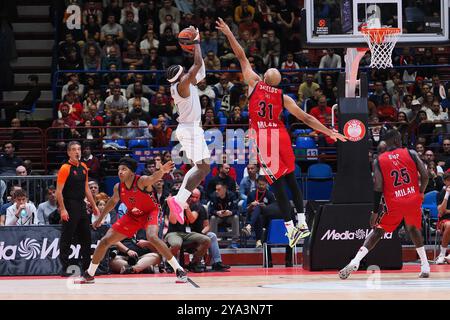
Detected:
left=60, top=270, right=74, bottom=277
left=211, top=261, right=231, bottom=271
left=187, top=262, right=204, bottom=273
left=176, top=268, right=188, bottom=283
left=73, top=271, right=95, bottom=284
left=285, top=261, right=293, bottom=267
left=120, top=266, right=135, bottom=274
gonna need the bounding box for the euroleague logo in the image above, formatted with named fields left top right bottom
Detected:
left=343, top=119, right=366, bottom=142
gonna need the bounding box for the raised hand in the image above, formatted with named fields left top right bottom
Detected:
left=161, top=160, right=175, bottom=174
left=215, top=17, right=232, bottom=36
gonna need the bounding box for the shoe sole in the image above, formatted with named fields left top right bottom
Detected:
left=176, top=279, right=188, bottom=283
left=299, top=230, right=311, bottom=239
left=419, top=272, right=430, bottom=278
left=338, top=265, right=358, bottom=280
left=288, top=231, right=303, bottom=248
left=73, top=279, right=95, bottom=284
left=167, top=197, right=184, bottom=224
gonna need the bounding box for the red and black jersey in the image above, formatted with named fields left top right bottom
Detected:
left=378, top=148, right=422, bottom=211
left=248, top=81, right=286, bottom=133
left=119, top=175, right=159, bottom=216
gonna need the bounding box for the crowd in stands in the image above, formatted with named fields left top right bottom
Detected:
left=3, top=0, right=450, bottom=271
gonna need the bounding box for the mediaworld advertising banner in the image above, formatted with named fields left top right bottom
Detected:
left=0, top=225, right=108, bottom=276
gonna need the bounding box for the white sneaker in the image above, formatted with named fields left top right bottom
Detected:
left=286, top=226, right=310, bottom=248
left=338, top=260, right=359, bottom=280
left=445, top=255, right=450, bottom=264
left=255, top=240, right=262, bottom=248
left=419, top=264, right=430, bottom=278
left=435, top=255, right=446, bottom=265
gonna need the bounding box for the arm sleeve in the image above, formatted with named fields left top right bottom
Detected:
left=57, top=164, right=70, bottom=186
left=81, top=163, right=89, bottom=185
left=195, top=58, right=206, bottom=84
left=30, top=204, right=38, bottom=225
left=209, top=199, right=218, bottom=216
left=230, top=196, right=239, bottom=215
left=5, top=207, right=18, bottom=226
left=37, top=204, right=45, bottom=225
left=373, top=191, right=383, bottom=213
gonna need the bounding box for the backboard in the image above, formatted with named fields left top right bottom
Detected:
left=303, top=0, right=450, bottom=47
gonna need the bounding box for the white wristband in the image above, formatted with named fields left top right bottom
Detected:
left=445, top=191, right=449, bottom=200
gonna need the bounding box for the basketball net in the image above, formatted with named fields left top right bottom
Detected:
left=361, top=17, right=401, bottom=69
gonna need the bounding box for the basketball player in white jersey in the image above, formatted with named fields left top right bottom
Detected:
left=166, top=27, right=211, bottom=224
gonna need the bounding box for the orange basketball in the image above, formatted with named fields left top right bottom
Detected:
left=178, top=28, right=197, bottom=52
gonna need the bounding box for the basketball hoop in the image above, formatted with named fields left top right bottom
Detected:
left=361, top=27, right=401, bottom=69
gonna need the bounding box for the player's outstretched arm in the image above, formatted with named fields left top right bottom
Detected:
left=93, top=183, right=120, bottom=229
left=215, top=17, right=260, bottom=88
left=139, top=161, right=175, bottom=189
left=283, top=94, right=347, bottom=142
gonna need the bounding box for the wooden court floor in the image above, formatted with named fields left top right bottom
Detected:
left=1, top=264, right=450, bottom=300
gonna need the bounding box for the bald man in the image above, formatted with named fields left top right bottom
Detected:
left=216, top=18, right=347, bottom=247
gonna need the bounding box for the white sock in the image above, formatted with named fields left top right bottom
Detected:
left=352, top=246, right=369, bottom=264
left=416, top=246, right=429, bottom=266
left=440, top=246, right=447, bottom=257
left=167, top=256, right=183, bottom=271
left=87, top=263, right=99, bottom=277
left=175, top=188, right=191, bottom=206
left=285, top=220, right=295, bottom=233
left=297, top=213, right=307, bottom=227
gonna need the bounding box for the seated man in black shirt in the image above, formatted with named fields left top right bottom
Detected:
left=209, top=181, right=240, bottom=249
left=187, top=188, right=230, bottom=271
left=109, top=229, right=161, bottom=274
left=164, top=194, right=211, bottom=273
left=435, top=172, right=450, bottom=264
left=206, top=164, right=237, bottom=200
left=241, top=176, right=276, bottom=248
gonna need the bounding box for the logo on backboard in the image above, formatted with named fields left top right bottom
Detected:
left=343, top=119, right=366, bottom=142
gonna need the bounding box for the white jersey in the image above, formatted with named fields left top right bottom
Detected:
left=170, top=60, right=206, bottom=125
left=170, top=82, right=202, bottom=125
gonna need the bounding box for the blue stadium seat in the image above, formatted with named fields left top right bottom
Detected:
left=262, top=219, right=297, bottom=267
left=151, top=118, right=159, bottom=126
left=128, top=139, right=149, bottom=149
left=295, top=136, right=316, bottom=149
left=287, top=93, right=298, bottom=101
left=104, top=176, right=120, bottom=196
left=242, top=111, right=249, bottom=118
left=214, top=100, right=222, bottom=113
left=422, top=190, right=439, bottom=221
left=219, top=117, right=227, bottom=132
left=136, top=163, right=145, bottom=175
left=305, top=163, right=333, bottom=200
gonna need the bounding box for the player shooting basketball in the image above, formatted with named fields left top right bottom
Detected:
left=165, top=26, right=212, bottom=226
left=216, top=18, right=347, bottom=247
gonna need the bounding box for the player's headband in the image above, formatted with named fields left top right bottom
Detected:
left=167, top=65, right=183, bottom=83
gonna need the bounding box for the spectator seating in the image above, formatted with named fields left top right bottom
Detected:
left=262, top=219, right=297, bottom=268
left=103, top=176, right=120, bottom=196
left=305, top=163, right=333, bottom=201
left=422, top=190, right=439, bottom=221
